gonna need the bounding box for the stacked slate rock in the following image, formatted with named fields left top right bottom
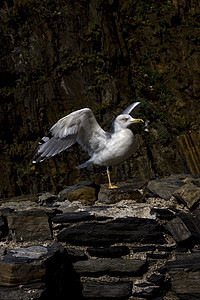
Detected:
left=0, top=175, right=200, bottom=299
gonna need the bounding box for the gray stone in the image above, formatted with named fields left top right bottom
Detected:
left=73, top=258, right=147, bottom=276
left=168, top=253, right=200, bottom=299
left=165, top=213, right=200, bottom=245
left=82, top=281, right=133, bottom=299
left=98, top=185, right=143, bottom=204
left=67, top=186, right=97, bottom=205
left=165, top=217, right=191, bottom=244
left=58, top=181, right=100, bottom=205
left=0, top=195, right=39, bottom=206
left=7, top=209, right=52, bottom=242
left=66, top=248, right=87, bottom=262
left=147, top=179, right=185, bottom=200
left=38, top=192, right=57, bottom=204
left=0, top=283, right=45, bottom=300
left=173, top=182, right=200, bottom=209
left=57, top=217, right=166, bottom=246
left=52, top=211, right=95, bottom=223
left=0, top=243, right=64, bottom=286
left=87, top=246, right=130, bottom=258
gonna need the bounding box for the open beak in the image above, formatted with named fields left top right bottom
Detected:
left=132, top=118, right=144, bottom=124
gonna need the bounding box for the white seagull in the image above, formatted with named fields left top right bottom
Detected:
left=33, top=102, right=144, bottom=188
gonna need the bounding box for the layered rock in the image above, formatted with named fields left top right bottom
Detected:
left=0, top=175, right=200, bottom=299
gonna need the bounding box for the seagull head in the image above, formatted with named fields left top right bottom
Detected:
left=113, top=114, right=144, bottom=131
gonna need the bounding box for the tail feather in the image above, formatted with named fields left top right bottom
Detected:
left=76, top=159, right=93, bottom=169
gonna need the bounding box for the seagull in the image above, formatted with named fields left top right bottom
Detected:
left=33, top=102, right=144, bottom=188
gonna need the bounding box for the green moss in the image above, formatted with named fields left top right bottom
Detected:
left=86, top=20, right=101, bottom=40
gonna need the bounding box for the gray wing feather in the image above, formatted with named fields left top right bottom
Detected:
left=121, top=102, right=141, bottom=115
left=33, top=108, right=107, bottom=163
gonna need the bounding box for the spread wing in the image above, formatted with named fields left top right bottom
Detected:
left=120, top=102, right=141, bottom=115
left=32, top=108, right=108, bottom=163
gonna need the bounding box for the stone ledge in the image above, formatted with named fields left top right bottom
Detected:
left=0, top=175, right=200, bottom=299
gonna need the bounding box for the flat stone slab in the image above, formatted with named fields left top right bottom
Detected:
left=173, top=182, right=200, bottom=209
left=168, top=252, right=200, bottom=298
left=0, top=283, right=44, bottom=300
left=52, top=211, right=95, bottom=223
left=147, top=179, right=185, bottom=200
left=73, top=258, right=147, bottom=276
left=165, top=213, right=200, bottom=245
left=0, top=194, right=39, bottom=205
left=87, top=246, right=130, bottom=258
left=82, top=281, right=133, bottom=299
left=7, top=209, right=52, bottom=242
left=0, top=243, right=64, bottom=286
left=98, top=185, right=143, bottom=204
left=57, top=217, right=166, bottom=246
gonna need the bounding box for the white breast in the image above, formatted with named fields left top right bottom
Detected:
left=93, top=129, right=138, bottom=167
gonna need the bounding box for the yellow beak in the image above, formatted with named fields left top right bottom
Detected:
left=132, top=118, right=144, bottom=124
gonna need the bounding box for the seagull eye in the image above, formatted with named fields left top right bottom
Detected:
left=122, top=117, right=129, bottom=122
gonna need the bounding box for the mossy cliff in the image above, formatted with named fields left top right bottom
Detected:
left=0, top=0, right=200, bottom=197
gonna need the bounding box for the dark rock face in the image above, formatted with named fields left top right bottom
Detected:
left=0, top=176, right=200, bottom=299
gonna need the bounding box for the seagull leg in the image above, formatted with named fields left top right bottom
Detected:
left=107, top=167, right=118, bottom=189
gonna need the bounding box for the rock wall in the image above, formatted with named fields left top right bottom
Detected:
left=1, top=175, right=200, bottom=299
left=0, top=0, right=200, bottom=197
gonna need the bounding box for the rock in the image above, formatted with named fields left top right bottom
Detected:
left=82, top=281, right=133, bottom=299
left=58, top=181, right=100, bottom=205
left=52, top=199, right=85, bottom=213
left=165, top=213, right=200, bottom=246
left=0, top=243, right=63, bottom=286
left=57, top=217, right=166, bottom=246
left=157, top=245, right=176, bottom=252
left=0, top=194, right=39, bottom=206
left=173, top=182, right=200, bottom=209
left=67, top=186, right=97, bottom=205
left=132, top=246, right=156, bottom=253
left=87, top=246, right=130, bottom=258
left=0, top=242, right=83, bottom=298
left=151, top=208, right=175, bottom=220
left=73, top=258, right=147, bottom=276
left=165, top=217, right=191, bottom=244
left=0, top=195, right=40, bottom=212
left=66, top=248, right=88, bottom=262
left=83, top=202, right=156, bottom=220
left=168, top=252, right=200, bottom=299
left=7, top=210, right=52, bottom=242
left=147, top=179, right=185, bottom=200
left=133, top=285, right=160, bottom=298
left=147, top=274, right=165, bottom=285
left=0, top=216, right=8, bottom=240
left=0, top=283, right=45, bottom=300
left=147, top=252, right=170, bottom=259
left=52, top=211, right=95, bottom=223
left=38, top=192, right=57, bottom=205
left=98, top=185, right=143, bottom=204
